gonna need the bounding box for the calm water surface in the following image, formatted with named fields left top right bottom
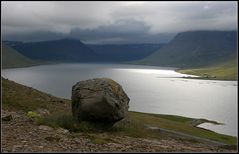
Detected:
left=2, top=63, right=237, bottom=137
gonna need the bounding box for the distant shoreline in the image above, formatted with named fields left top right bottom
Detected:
left=2, top=62, right=237, bottom=82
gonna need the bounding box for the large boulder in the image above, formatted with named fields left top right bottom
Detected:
left=72, top=78, right=129, bottom=123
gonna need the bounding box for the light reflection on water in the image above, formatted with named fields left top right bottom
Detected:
left=2, top=63, right=237, bottom=137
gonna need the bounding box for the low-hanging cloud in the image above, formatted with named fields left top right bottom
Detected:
left=1, top=1, right=237, bottom=43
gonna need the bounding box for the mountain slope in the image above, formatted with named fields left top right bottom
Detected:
left=10, top=39, right=99, bottom=62
left=2, top=77, right=236, bottom=147
left=88, top=44, right=164, bottom=62
left=2, top=43, right=36, bottom=68
left=139, top=31, right=237, bottom=68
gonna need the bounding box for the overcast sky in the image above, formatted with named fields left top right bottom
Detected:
left=1, top=1, right=237, bottom=43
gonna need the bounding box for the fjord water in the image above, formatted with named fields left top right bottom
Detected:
left=2, top=63, right=237, bottom=137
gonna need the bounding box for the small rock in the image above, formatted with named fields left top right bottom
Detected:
left=12, top=145, right=23, bottom=152
left=2, top=115, right=13, bottom=121
left=38, top=125, right=53, bottom=131
left=36, top=108, right=50, bottom=117
left=45, top=136, right=60, bottom=142
left=56, top=127, right=69, bottom=134
left=58, top=100, right=64, bottom=103
left=21, top=140, right=28, bottom=143
left=74, top=138, right=82, bottom=144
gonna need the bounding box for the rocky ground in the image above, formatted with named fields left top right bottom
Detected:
left=2, top=110, right=236, bottom=153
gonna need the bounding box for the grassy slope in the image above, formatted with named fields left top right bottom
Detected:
left=128, top=112, right=236, bottom=145
left=134, top=31, right=237, bottom=80
left=2, top=43, right=50, bottom=69
left=139, top=31, right=237, bottom=68
left=2, top=77, right=70, bottom=112
left=1, top=77, right=237, bottom=145
left=2, top=43, right=40, bottom=69
left=177, top=59, right=238, bottom=80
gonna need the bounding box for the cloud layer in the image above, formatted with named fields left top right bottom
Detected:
left=1, top=1, right=237, bottom=43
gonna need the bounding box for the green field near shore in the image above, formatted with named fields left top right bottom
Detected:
left=177, top=59, right=237, bottom=80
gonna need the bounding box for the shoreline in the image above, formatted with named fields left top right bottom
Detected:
left=3, top=62, right=237, bottom=81
left=129, top=111, right=228, bottom=136
left=167, top=76, right=237, bottom=81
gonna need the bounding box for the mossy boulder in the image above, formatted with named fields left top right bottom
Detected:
left=72, top=78, right=130, bottom=124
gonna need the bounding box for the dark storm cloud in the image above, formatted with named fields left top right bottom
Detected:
left=69, top=19, right=175, bottom=44
left=3, top=31, right=68, bottom=42
left=1, top=1, right=237, bottom=43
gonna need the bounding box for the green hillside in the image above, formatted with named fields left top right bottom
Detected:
left=138, top=31, right=237, bottom=68
left=2, top=43, right=38, bottom=68
left=2, top=77, right=237, bottom=145
left=177, top=58, right=238, bottom=80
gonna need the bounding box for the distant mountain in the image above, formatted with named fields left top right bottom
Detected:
left=3, top=41, right=24, bottom=47
left=139, top=31, right=237, bottom=68
left=5, top=39, right=164, bottom=62
left=88, top=44, right=164, bottom=62
left=2, top=43, right=36, bottom=68
left=7, top=39, right=99, bottom=62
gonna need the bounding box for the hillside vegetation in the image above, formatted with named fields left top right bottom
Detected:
left=2, top=43, right=38, bottom=69
left=135, top=31, right=237, bottom=80
left=2, top=77, right=237, bottom=146
left=177, top=59, right=238, bottom=80
left=2, top=77, right=70, bottom=112
left=139, top=31, right=237, bottom=68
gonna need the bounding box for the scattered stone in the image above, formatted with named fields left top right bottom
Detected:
left=51, top=99, right=64, bottom=104
left=2, top=115, right=13, bottom=121
left=36, top=108, right=50, bottom=117
left=21, top=140, right=28, bottom=143
left=2, top=109, right=236, bottom=152
left=58, top=100, right=64, bottom=103
left=56, top=128, right=69, bottom=134
left=72, top=78, right=130, bottom=123
left=45, top=136, right=60, bottom=142
left=146, top=126, right=161, bottom=132
left=38, top=125, right=54, bottom=131
left=74, top=138, right=82, bottom=144
left=12, top=145, right=23, bottom=152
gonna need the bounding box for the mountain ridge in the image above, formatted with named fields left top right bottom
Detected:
left=2, top=43, right=38, bottom=68
left=4, top=39, right=165, bottom=62
left=88, top=43, right=164, bottom=62
left=7, top=38, right=99, bottom=62
left=138, top=30, right=237, bottom=68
